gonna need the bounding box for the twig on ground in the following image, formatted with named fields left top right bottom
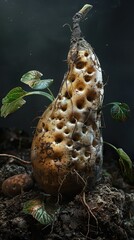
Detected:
left=0, top=153, right=31, bottom=165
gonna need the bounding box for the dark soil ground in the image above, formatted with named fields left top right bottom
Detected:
left=0, top=128, right=134, bottom=240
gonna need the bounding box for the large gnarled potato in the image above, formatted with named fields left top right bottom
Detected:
left=31, top=5, right=104, bottom=196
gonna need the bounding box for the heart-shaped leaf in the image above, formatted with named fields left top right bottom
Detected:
left=21, top=70, right=53, bottom=90
left=23, top=199, right=59, bottom=225
left=110, top=102, right=130, bottom=122
left=0, top=87, right=27, bottom=117
left=0, top=87, right=54, bottom=117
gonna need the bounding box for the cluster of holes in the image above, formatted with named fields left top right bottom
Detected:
left=55, top=133, right=63, bottom=144
left=97, top=82, right=103, bottom=88
left=56, top=114, right=62, bottom=120
left=75, top=61, right=86, bottom=69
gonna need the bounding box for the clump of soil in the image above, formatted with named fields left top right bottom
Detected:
left=0, top=128, right=134, bottom=240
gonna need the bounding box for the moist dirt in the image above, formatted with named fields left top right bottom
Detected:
left=0, top=128, right=134, bottom=240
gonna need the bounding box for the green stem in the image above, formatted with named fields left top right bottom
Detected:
left=47, top=88, right=55, bottom=100
left=104, top=141, right=118, bottom=153
left=26, top=91, right=53, bottom=102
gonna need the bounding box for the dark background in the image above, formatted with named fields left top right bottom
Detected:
left=0, top=0, right=134, bottom=156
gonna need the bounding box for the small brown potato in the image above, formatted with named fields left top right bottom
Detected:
left=2, top=173, right=33, bottom=197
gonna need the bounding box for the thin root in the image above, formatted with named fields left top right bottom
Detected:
left=81, top=191, right=98, bottom=237
left=63, top=23, right=72, bottom=32
left=0, top=153, right=31, bottom=165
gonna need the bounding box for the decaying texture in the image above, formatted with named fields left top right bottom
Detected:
left=31, top=4, right=104, bottom=196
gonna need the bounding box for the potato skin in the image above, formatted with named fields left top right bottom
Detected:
left=31, top=39, right=104, bottom=196
left=2, top=173, right=33, bottom=197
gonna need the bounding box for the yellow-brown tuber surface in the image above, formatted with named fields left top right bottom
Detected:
left=31, top=5, right=104, bottom=196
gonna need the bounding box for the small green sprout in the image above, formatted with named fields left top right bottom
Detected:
left=105, top=142, right=134, bottom=184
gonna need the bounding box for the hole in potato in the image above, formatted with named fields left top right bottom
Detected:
left=87, top=66, right=95, bottom=74
left=72, top=133, right=80, bottom=141
left=55, top=134, right=63, bottom=144
left=57, top=122, right=64, bottom=129
left=45, top=125, right=49, bottom=132
left=84, top=51, right=89, bottom=57
left=64, top=128, right=70, bottom=134
left=76, top=98, right=85, bottom=110
left=67, top=140, right=73, bottom=147
left=75, top=61, right=86, bottom=69
left=78, top=85, right=85, bottom=91
left=69, top=74, right=75, bottom=82
left=82, top=125, right=87, bottom=133
left=64, top=90, right=72, bottom=99
left=86, top=89, right=97, bottom=102
left=93, top=139, right=98, bottom=146
left=61, top=103, right=67, bottom=111
left=72, top=151, right=78, bottom=158
left=84, top=75, right=92, bottom=82
left=70, top=116, right=76, bottom=124
left=97, top=82, right=103, bottom=88
left=85, top=150, right=90, bottom=157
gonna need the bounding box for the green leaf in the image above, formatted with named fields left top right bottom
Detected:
left=117, top=148, right=132, bottom=169
left=117, top=148, right=133, bottom=182
left=0, top=87, right=54, bottom=118
left=1, top=87, right=27, bottom=117
left=104, top=142, right=134, bottom=184
left=23, top=199, right=58, bottom=225
left=21, top=70, right=53, bottom=90
left=110, top=102, right=130, bottom=122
